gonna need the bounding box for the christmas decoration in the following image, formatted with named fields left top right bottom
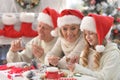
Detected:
left=15, top=0, right=40, bottom=10
left=80, top=0, right=120, bottom=49
left=2, top=13, right=22, bottom=38
left=20, top=12, right=38, bottom=37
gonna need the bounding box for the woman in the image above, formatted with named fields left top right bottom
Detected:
left=67, top=14, right=120, bottom=80
left=45, top=9, right=85, bottom=69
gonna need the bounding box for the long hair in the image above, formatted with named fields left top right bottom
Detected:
left=80, top=32, right=103, bottom=69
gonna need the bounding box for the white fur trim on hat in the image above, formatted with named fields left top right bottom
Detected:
left=2, top=13, right=17, bottom=25
left=105, top=26, right=113, bottom=39
left=20, top=12, right=35, bottom=23
left=95, top=45, right=105, bottom=52
left=50, top=28, right=58, bottom=37
left=80, top=16, right=96, bottom=33
left=57, top=15, right=81, bottom=28
left=37, top=13, right=53, bottom=27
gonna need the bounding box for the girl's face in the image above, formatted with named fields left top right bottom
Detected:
left=84, top=30, right=98, bottom=47
left=60, top=24, right=80, bottom=43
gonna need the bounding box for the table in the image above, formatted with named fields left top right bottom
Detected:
left=0, top=63, right=97, bottom=80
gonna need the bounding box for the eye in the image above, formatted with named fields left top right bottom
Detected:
left=62, top=27, right=67, bottom=31
left=89, top=32, right=94, bottom=35
left=71, top=27, right=76, bottom=30
left=42, top=26, right=45, bottom=29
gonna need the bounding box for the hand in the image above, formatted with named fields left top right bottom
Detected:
left=67, top=63, right=75, bottom=72
left=70, top=55, right=79, bottom=64
left=48, top=56, right=60, bottom=66
left=10, top=38, right=25, bottom=52
left=32, top=44, right=44, bottom=58
left=66, top=57, right=75, bottom=72
left=66, top=59, right=75, bottom=77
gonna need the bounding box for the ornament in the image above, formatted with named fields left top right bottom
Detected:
left=15, top=0, right=40, bottom=10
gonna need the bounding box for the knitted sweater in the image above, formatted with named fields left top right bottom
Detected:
left=45, top=34, right=85, bottom=69
left=74, top=42, right=120, bottom=80
left=7, top=36, right=57, bottom=64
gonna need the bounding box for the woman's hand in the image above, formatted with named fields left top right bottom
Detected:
left=32, top=44, right=44, bottom=59
left=10, top=38, right=25, bottom=52
left=48, top=56, right=60, bottom=66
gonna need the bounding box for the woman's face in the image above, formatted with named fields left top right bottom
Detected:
left=60, top=24, right=80, bottom=43
left=84, top=30, right=98, bottom=47
left=37, top=22, right=53, bottom=41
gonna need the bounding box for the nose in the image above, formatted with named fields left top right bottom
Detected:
left=67, top=30, right=72, bottom=36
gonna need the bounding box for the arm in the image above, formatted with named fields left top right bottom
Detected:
left=7, top=37, right=39, bottom=63
left=44, top=38, right=63, bottom=65
left=74, top=50, right=120, bottom=80
left=58, top=35, right=85, bottom=69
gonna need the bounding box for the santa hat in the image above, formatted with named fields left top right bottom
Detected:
left=80, top=13, right=114, bottom=52
left=37, top=7, right=59, bottom=37
left=57, top=9, right=84, bottom=28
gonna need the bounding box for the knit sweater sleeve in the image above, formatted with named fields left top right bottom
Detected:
left=74, top=50, right=120, bottom=80
left=7, top=37, right=38, bottom=63
left=44, top=38, right=63, bottom=65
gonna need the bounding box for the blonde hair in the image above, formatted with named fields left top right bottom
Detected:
left=80, top=32, right=103, bottom=69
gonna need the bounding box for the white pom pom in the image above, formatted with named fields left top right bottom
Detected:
left=46, top=67, right=58, bottom=72
left=95, top=45, right=105, bottom=52
left=50, top=30, right=58, bottom=37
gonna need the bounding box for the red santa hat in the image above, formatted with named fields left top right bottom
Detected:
left=37, top=7, right=59, bottom=37
left=57, top=9, right=84, bottom=28
left=80, top=13, right=114, bottom=52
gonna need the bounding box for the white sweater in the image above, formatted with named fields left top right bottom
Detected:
left=45, top=34, right=85, bottom=69
left=74, top=42, right=120, bottom=80
left=7, top=36, right=57, bottom=64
